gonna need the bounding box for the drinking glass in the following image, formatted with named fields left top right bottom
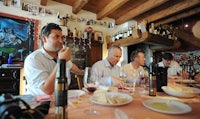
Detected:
left=66, top=68, right=71, bottom=85
left=84, top=67, right=100, bottom=115
left=119, top=70, right=127, bottom=91
left=84, top=67, right=100, bottom=92
left=138, top=71, right=146, bottom=94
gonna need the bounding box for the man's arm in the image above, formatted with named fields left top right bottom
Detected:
left=70, top=63, right=84, bottom=75
left=41, top=48, right=71, bottom=95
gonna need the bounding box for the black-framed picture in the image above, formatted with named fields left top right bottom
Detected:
left=0, top=12, right=38, bottom=62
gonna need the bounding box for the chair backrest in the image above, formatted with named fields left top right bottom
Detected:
left=83, top=67, right=92, bottom=85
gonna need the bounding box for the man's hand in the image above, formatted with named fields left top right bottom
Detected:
left=58, top=47, right=71, bottom=61
left=112, top=77, right=123, bottom=88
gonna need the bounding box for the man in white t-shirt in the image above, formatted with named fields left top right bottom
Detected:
left=158, top=52, right=182, bottom=77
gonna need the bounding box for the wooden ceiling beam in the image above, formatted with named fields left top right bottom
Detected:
left=72, top=0, right=88, bottom=14
left=115, top=0, right=168, bottom=25
left=142, top=0, right=200, bottom=23
left=155, top=6, right=200, bottom=26
left=40, top=0, right=47, bottom=6
left=97, top=0, right=129, bottom=20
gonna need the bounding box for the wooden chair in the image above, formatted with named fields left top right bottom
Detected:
left=75, top=75, right=84, bottom=90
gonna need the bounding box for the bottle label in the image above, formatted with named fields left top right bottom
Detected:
left=55, top=106, right=66, bottom=119
left=55, top=83, right=67, bottom=106
left=149, top=75, right=156, bottom=96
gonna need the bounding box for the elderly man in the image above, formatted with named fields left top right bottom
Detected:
left=24, top=23, right=84, bottom=95
left=91, top=45, right=123, bottom=86
left=158, top=52, right=182, bottom=77
left=122, top=49, right=148, bottom=84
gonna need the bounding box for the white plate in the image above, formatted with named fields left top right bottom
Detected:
left=89, top=92, right=133, bottom=106
left=175, top=79, right=197, bottom=84
left=68, top=90, right=86, bottom=98
left=143, top=98, right=192, bottom=114
left=162, top=86, right=200, bottom=98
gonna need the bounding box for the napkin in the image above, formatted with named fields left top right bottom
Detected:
left=115, top=109, right=129, bottom=119
left=35, top=94, right=51, bottom=102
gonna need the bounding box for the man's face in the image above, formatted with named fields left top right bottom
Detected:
left=135, top=52, right=145, bottom=66
left=43, top=29, right=63, bottom=52
left=163, top=58, right=171, bottom=67
left=108, top=48, right=122, bottom=66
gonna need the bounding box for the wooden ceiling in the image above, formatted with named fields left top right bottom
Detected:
left=49, top=0, right=200, bottom=25
left=39, top=0, right=200, bottom=50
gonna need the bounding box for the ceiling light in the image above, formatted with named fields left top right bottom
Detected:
left=184, top=24, right=189, bottom=28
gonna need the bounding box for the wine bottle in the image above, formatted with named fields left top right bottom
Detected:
left=149, top=57, right=156, bottom=96
left=55, top=59, right=68, bottom=119
left=0, top=52, right=3, bottom=66
left=73, top=27, right=77, bottom=38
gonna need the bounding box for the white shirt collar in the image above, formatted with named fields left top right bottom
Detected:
left=39, top=47, right=55, bottom=60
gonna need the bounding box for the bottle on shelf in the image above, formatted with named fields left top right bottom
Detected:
left=149, top=57, right=157, bottom=96
left=55, top=59, right=68, bottom=119
left=123, top=30, right=127, bottom=38
left=151, top=23, right=155, bottom=34
left=8, top=54, right=12, bottom=64
left=73, top=27, right=77, bottom=38
left=129, top=26, right=133, bottom=36
left=0, top=52, right=3, bottom=66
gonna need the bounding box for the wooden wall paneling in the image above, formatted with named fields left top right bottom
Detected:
left=86, top=40, right=102, bottom=67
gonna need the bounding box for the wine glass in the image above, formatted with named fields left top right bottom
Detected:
left=119, top=70, right=127, bottom=91
left=137, top=70, right=146, bottom=95
left=84, top=67, right=100, bottom=93
left=84, top=67, right=100, bottom=115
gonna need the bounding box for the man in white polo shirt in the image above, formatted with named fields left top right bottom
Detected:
left=24, top=23, right=84, bottom=95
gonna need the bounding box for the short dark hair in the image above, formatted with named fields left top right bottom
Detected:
left=162, top=52, right=173, bottom=60
left=40, top=23, right=62, bottom=38
left=130, top=49, right=145, bottom=61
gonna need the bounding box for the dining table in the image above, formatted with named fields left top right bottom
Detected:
left=42, top=79, right=200, bottom=119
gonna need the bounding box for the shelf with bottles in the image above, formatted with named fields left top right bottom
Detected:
left=147, top=23, right=178, bottom=41
left=173, top=53, right=200, bottom=73
left=108, top=31, right=175, bottom=48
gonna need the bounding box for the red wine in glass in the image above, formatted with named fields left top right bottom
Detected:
left=86, top=87, right=97, bottom=93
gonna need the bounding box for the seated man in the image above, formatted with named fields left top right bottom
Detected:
left=91, top=45, right=123, bottom=86
left=158, top=52, right=182, bottom=77
left=24, top=23, right=84, bottom=95
left=122, top=49, right=148, bottom=84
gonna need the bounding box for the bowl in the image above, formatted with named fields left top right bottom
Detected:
left=162, top=86, right=200, bottom=98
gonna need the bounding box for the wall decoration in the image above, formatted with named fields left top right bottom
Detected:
left=3, top=0, right=11, bottom=6
left=12, top=0, right=21, bottom=7
left=21, top=2, right=29, bottom=11
left=27, top=4, right=38, bottom=16
left=0, top=12, right=38, bottom=62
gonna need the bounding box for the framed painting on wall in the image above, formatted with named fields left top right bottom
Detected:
left=0, top=12, right=39, bottom=63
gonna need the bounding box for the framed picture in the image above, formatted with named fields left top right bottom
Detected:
left=12, top=0, right=21, bottom=7
left=0, top=13, right=39, bottom=62
left=94, top=31, right=103, bottom=44
left=3, top=0, right=11, bottom=6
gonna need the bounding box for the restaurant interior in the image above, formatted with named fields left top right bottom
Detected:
left=0, top=0, right=200, bottom=119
